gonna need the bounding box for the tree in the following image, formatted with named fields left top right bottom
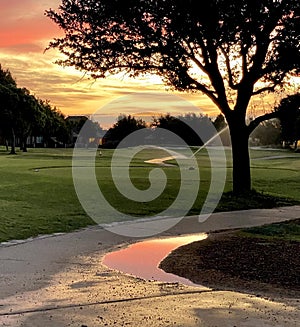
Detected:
left=38, top=100, right=71, bottom=147
left=0, top=84, right=47, bottom=153
left=15, top=88, right=46, bottom=152
left=275, top=93, right=300, bottom=148
left=0, top=64, right=16, bottom=88
left=249, top=119, right=281, bottom=146
left=213, top=114, right=227, bottom=132
left=104, top=115, right=146, bottom=147
left=0, top=84, right=19, bottom=154
left=213, top=114, right=231, bottom=146
left=67, top=115, right=103, bottom=146
left=0, top=65, right=18, bottom=152
left=0, top=66, right=45, bottom=153
left=47, top=0, right=300, bottom=193
left=0, top=65, right=74, bottom=150
left=153, top=113, right=213, bottom=146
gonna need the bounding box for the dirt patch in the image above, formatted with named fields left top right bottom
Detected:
left=159, top=230, right=300, bottom=298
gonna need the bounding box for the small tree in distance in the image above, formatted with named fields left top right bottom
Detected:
left=103, top=115, right=146, bottom=148
left=153, top=113, right=214, bottom=146
left=46, top=0, right=300, bottom=193
left=275, top=93, right=300, bottom=149
left=249, top=119, right=281, bottom=147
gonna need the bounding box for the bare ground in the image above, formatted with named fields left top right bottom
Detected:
left=159, top=230, right=300, bottom=299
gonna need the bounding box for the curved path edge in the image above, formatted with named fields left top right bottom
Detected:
left=1, top=206, right=300, bottom=326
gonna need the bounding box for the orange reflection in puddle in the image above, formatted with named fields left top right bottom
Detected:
left=102, top=234, right=207, bottom=286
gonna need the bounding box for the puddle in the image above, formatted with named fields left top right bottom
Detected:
left=102, top=234, right=207, bottom=286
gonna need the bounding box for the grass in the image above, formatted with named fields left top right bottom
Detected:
left=240, top=218, right=300, bottom=242
left=215, top=189, right=299, bottom=213
left=1, top=146, right=300, bottom=242
left=0, top=148, right=93, bottom=242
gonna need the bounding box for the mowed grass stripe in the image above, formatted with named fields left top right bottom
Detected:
left=0, top=147, right=300, bottom=242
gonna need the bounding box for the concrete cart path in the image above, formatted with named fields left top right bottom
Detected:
left=1, top=206, right=300, bottom=326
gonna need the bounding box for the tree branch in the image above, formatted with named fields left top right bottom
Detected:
left=252, top=85, right=276, bottom=96
left=202, top=38, right=232, bottom=115
left=220, top=45, right=238, bottom=90
left=179, top=40, right=232, bottom=116
left=192, top=80, right=220, bottom=105
left=241, top=46, right=249, bottom=78
left=190, top=53, right=209, bottom=75
left=247, top=111, right=279, bottom=134
left=196, top=35, right=211, bottom=67
left=249, top=6, right=285, bottom=83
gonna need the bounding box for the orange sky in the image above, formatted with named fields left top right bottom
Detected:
left=0, top=0, right=219, bottom=128
left=0, top=1, right=297, bottom=128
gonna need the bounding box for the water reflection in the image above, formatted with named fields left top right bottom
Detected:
left=102, top=234, right=207, bottom=286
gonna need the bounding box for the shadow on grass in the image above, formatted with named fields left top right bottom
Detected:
left=216, top=189, right=300, bottom=212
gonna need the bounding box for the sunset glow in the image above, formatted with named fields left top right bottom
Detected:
left=1, top=1, right=297, bottom=129
left=0, top=0, right=219, bottom=128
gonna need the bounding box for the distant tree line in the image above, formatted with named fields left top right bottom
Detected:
left=1, top=64, right=298, bottom=152
left=102, top=113, right=231, bottom=148
left=103, top=94, right=300, bottom=150
left=0, top=65, right=103, bottom=153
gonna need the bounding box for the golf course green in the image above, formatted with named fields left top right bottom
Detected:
left=1, top=146, right=300, bottom=242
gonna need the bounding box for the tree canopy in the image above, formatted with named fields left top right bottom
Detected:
left=275, top=93, right=300, bottom=147
left=47, top=0, right=300, bottom=192
left=103, top=115, right=146, bottom=147
left=0, top=65, right=71, bottom=152
left=0, top=64, right=16, bottom=87
left=47, top=0, right=299, bottom=112
left=153, top=113, right=214, bottom=146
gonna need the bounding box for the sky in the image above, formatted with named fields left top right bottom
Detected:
left=0, top=0, right=221, bottom=128
left=0, top=1, right=298, bottom=129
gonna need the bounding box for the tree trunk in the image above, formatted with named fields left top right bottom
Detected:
left=228, top=118, right=251, bottom=194
left=22, top=143, right=28, bottom=152
left=294, top=140, right=298, bottom=151
left=21, top=137, right=28, bottom=152
left=9, top=128, right=16, bottom=155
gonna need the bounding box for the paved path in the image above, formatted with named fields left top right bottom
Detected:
left=1, top=206, right=300, bottom=326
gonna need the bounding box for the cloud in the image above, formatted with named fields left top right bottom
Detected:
left=0, top=0, right=220, bottom=120
left=0, top=46, right=219, bottom=120
left=0, top=0, right=61, bottom=49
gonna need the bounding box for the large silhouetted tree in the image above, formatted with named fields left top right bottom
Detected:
left=47, top=0, right=300, bottom=193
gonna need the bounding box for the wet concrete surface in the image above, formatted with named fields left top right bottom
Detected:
left=1, top=207, right=300, bottom=326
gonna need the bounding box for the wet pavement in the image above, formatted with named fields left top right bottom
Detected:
left=1, top=206, right=300, bottom=326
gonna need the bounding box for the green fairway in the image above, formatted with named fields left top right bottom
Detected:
left=0, top=148, right=93, bottom=242
left=0, top=146, right=300, bottom=242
